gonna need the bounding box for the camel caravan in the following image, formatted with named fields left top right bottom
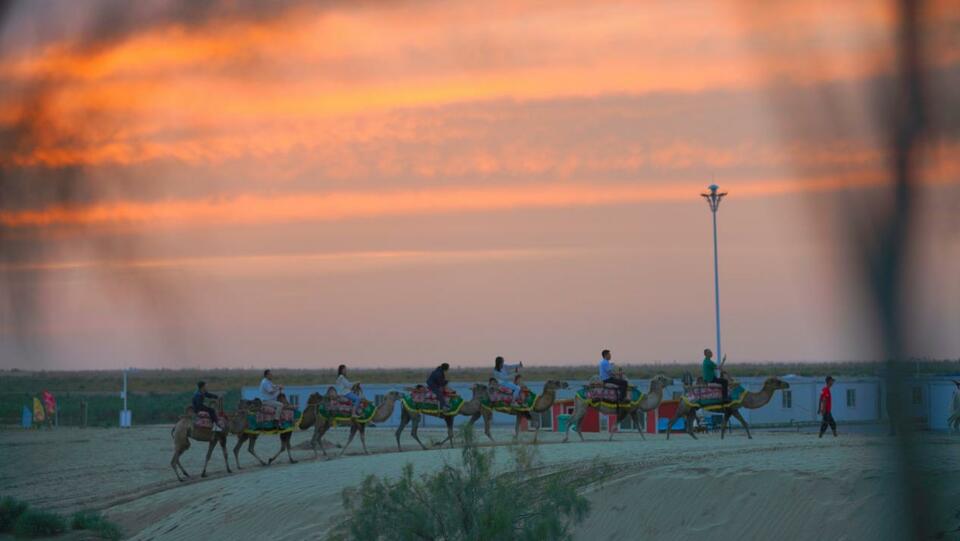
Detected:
left=171, top=351, right=792, bottom=481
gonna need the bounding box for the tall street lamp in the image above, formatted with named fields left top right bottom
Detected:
left=701, top=184, right=727, bottom=368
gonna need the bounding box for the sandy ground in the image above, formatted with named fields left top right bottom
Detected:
left=1, top=424, right=958, bottom=540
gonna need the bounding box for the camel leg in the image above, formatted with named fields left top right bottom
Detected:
left=720, top=411, right=731, bottom=440
left=233, top=434, right=246, bottom=469
left=685, top=412, right=698, bottom=440
left=395, top=410, right=411, bottom=452
left=247, top=435, right=268, bottom=465
left=267, top=433, right=288, bottom=465
left=315, top=423, right=331, bottom=458
left=359, top=425, right=369, bottom=455
left=171, top=446, right=188, bottom=481
left=483, top=409, right=494, bottom=442
left=220, top=435, right=232, bottom=473
left=432, top=417, right=455, bottom=448
left=513, top=415, right=521, bottom=442
left=340, top=424, right=359, bottom=456
left=665, top=410, right=680, bottom=440
left=410, top=414, right=428, bottom=450
left=201, top=440, right=217, bottom=477
left=533, top=413, right=542, bottom=444
left=730, top=410, right=752, bottom=439
left=284, top=433, right=298, bottom=463
left=632, top=410, right=646, bottom=441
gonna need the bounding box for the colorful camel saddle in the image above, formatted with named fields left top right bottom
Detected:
left=482, top=385, right=536, bottom=413
left=401, top=386, right=464, bottom=416
left=193, top=411, right=227, bottom=432
left=244, top=405, right=303, bottom=434
left=576, top=385, right=643, bottom=408
left=317, top=395, right=378, bottom=424
left=681, top=383, right=747, bottom=411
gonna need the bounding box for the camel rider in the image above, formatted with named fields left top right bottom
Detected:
left=702, top=348, right=728, bottom=402
left=337, top=364, right=363, bottom=416
left=599, top=349, right=627, bottom=403
left=427, top=363, right=451, bottom=412
left=259, top=369, right=284, bottom=421
left=193, top=381, right=222, bottom=432
left=493, top=356, right=523, bottom=398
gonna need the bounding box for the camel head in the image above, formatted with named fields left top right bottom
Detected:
left=324, top=386, right=338, bottom=400
left=649, top=375, right=673, bottom=392
left=470, top=383, right=489, bottom=400
left=237, top=399, right=257, bottom=413
left=763, top=377, right=790, bottom=391
left=381, top=390, right=401, bottom=403
left=543, top=380, right=569, bottom=393
left=306, top=392, right=323, bottom=405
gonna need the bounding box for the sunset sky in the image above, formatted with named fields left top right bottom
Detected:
left=1, top=0, right=958, bottom=370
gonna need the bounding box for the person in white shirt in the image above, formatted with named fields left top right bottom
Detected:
left=336, top=364, right=363, bottom=416
left=259, top=369, right=284, bottom=420
left=598, top=349, right=627, bottom=403
left=492, top=356, right=523, bottom=398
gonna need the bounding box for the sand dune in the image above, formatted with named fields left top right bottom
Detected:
left=1, top=426, right=958, bottom=540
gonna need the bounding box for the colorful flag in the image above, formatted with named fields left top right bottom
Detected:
left=42, top=390, right=56, bottom=415
left=33, top=397, right=45, bottom=423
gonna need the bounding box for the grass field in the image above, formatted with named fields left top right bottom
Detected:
left=3, top=360, right=957, bottom=426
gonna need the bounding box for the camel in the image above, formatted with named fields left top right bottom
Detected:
left=481, top=380, right=568, bottom=443
left=313, top=391, right=402, bottom=457
left=395, top=383, right=491, bottom=451
left=563, top=375, right=672, bottom=443
left=666, top=376, right=790, bottom=440
left=169, top=398, right=231, bottom=481
left=229, top=394, right=322, bottom=467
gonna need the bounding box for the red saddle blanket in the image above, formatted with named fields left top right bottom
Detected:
left=583, top=385, right=624, bottom=403
left=254, top=405, right=297, bottom=425
left=323, top=396, right=371, bottom=416
left=409, top=387, right=458, bottom=406
left=193, top=411, right=226, bottom=430
left=488, top=386, right=531, bottom=405
left=686, top=383, right=724, bottom=402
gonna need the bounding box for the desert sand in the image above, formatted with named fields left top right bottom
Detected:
left=1, top=424, right=958, bottom=540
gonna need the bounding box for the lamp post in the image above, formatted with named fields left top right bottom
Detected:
left=701, top=184, right=727, bottom=369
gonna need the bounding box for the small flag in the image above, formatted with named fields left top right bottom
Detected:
left=42, top=390, right=56, bottom=415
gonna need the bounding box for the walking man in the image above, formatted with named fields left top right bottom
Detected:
left=818, top=376, right=837, bottom=438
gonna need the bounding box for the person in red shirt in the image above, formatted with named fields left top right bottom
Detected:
left=818, top=376, right=837, bottom=438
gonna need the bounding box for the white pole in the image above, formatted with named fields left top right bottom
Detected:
left=702, top=184, right=726, bottom=374
left=711, top=205, right=722, bottom=366
left=123, top=369, right=128, bottom=411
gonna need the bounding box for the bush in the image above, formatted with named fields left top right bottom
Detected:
left=334, top=429, right=599, bottom=540
left=13, top=509, right=66, bottom=538
left=72, top=510, right=123, bottom=540
left=0, top=496, right=29, bottom=532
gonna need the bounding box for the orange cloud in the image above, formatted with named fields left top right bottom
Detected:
left=1, top=169, right=918, bottom=230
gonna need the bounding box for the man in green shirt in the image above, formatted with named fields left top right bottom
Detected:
left=701, top=348, right=727, bottom=402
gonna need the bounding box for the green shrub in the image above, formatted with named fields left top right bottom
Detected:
left=0, top=496, right=29, bottom=532
left=13, top=509, right=66, bottom=537
left=71, top=510, right=122, bottom=540
left=334, top=429, right=597, bottom=540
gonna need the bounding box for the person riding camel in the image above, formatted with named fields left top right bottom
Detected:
left=701, top=348, right=728, bottom=403
left=259, top=369, right=284, bottom=421
left=336, top=364, right=363, bottom=417
left=427, top=363, right=451, bottom=412
left=599, top=349, right=627, bottom=404
left=192, top=381, right=222, bottom=432
left=492, top=356, right=523, bottom=400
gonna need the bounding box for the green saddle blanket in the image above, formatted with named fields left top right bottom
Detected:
left=576, top=385, right=643, bottom=407
left=245, top=408, right=302, bottom=434
left=317, top=397, right=378, bottom=424
left=682, top=384, right=747, bottom=410
left=401, top=391, right=465, bottom=416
